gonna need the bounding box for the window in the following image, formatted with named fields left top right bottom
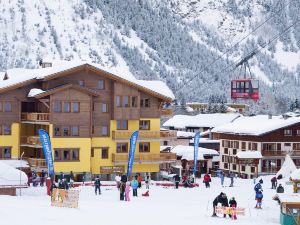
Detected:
left=3, top=125, right=11, bottom=135
left=0, top=147, right=11, bottom=158
left=123, top=96, right=129, bottom=107
left=72, top=102, right=79, bottom=113
left=4, top=102, right=12, bottom=112
left=54, top=127, right=61, bottom=136
left=54, top=148, right=79, bottom=161
left=232, top=149, right=237, bottom=155
left=241, top=142, right=246, bottom=150
left=63, top=127, right=69, bottom=136
left=224, top=163, right=228, bottom=169
left=284, top=129, right=292, bottom=136
left=116, top=96, right=121, bottom=107
left=139, top=142, right=150, bottom=152
left=241, top=166, right=246, bottom=172
left=102, top=103, right=108, bottom=113
left=71, top=126, right=79, bottom=136
left=252, top=143, right=258, bottom=151
left=163, top=141, right=168, bottom=145
left=101, top=148, right=109, bottom=159
left=144, top=99, right=150, bottom=107
left=91, top=148, right=94, bottom=158
left=140, top=99, right=144, bottom=107
left=101, top=126, right=108, bottom=136
left=54, top=101, right=62, bottom=112
left=224, top=148, right=228, bottom=154
left=293, top=143, right=300, bottom=150
left=139, top=120, right=150, bottom=130
left=251, top=167, right=256, bottom=173
left=117, top=120, right=128, bottom=130
left=232, top=164, right=237, bottom=171
left=284, top=143, right=291, bottom=147
left=233, top=141, right=239, bottom=148
left=117, top=143, right=128, bottom=153
left=98, top=80, right=105, bottom=90
left=63, top=102, right=70, bottom=113
left=131, top=96, right=138, bottom=107
left=0, top=102, right=2, bottom=112
left=297, top=130, right=300, bottom=136
left=78, top=80, right=85, bottom=86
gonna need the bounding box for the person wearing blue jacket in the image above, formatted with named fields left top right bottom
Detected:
left=131, top=178, right=139, bottom=197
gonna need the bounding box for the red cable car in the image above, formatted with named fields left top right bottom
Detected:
left=231, top=79, right=259, bottom=101
left=231, top=52, right=259, bottom=101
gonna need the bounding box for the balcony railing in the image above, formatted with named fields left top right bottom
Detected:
left=261, top=167, right=281, bottom=173
left=21, top=113, right=49, bottom=122
left=112, top=153, right=177, bottom=164
left=26, top=158, right=47, bottom=168
left=112, top=130, right=177, bottom=141
left=21, top=136, right=41, bottom=147
left=262, top=150, right=300, bottom=157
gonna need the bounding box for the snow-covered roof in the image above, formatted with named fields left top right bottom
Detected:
left=190, top=138, right=220, bottom=144
left=163, top=113, right=240, bottom=129
left=212, top=115, right=300, bottom=136
left=0, top=60, right=174, bottom=101
left=28, top=88, right=45, bottom=97
left=236, top=151, right=262, bottom=159
left=0, top=162, right=28, bottom=186
left=0, top=160, right=29, bottom=168
left=278, top=194, right=300, bottom=203
left=277, top=154, right=297, bottom=178
left=171, top=145, right=219, bottom=161
left=177, top=131, right=195, bottom=138
left=291, top=169, right=300, bottom=180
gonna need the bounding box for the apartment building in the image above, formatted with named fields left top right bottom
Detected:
left=0, top=61, right=177, bottom=180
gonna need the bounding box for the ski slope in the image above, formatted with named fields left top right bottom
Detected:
left=0, top=176, right=288, bottom=225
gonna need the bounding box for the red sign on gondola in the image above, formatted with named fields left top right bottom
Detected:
left=231, top=79, right=259, bottom=101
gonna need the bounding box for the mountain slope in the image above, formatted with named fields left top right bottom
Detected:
left=0, top=0, right=299, bottom=113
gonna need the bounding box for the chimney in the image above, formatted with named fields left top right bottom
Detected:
left=268, top=114, right=272, bottom=119
left=3, top=72, right=8, bottom=80
left=39, top=59, right=52, bottom=68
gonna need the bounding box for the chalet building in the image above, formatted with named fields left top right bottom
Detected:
left=186, top=102, right=249, bottom=114
left=212, top=115, right=300, bottom=178
left=0, top=61, right=177, bottom=180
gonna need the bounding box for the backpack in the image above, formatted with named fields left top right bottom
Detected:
left=254, top=183, right=261, bottom=192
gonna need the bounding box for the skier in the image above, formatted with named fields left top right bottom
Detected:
left=276, top=184, right=284, bottom=193
left=121, top=174, right=128, bottom=183
left=115, top=174, right=121, bottom=190
left=229, top=172, right=234, bottom=187
left=212, top=192, right=229, bottom=217
left=125, top=182, right=131, bottom=201
left=254, top=179, right=263, bottom=193
left=145, top=174, right=151, bottom=189
left=271, top=176, right=277, bottom=189
left=219, top=170, right=225, bottom=186
left=173, top=174, right=180, bottom=189
left=255, top=189, right=263, bottom=209
left=69, top=171, right=74, bottom=188
left=94, top=176, right=101, bottom=195
left=203, top=173, right=211, bottom=188
left=131, top=178, right=139, bottom=197
left=59, top=172, right=64, bottom=181
left=40, top=170, right=46, bottom=187
left=137, top=173, right=142, bottom=188
left=120, top=182, right=125, bottom=201
left=229, top=197, right=237, bottom=220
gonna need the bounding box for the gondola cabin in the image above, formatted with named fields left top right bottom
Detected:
left=231, top=79, right=259, bottom=101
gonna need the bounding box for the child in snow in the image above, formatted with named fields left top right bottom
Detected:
left=203, top=173, right=211, bottom=188
left=255, top=189, right=263, bottom=209
left=229, top=197, right=237, bottom=220
left=125, top=182, right=131, bottom=201
left=131, top=178, right=139, bottom=197
left=145, top=175, right=151, bottom=189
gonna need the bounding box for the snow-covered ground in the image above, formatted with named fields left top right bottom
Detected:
left=0, top=176, right=290, bottom=225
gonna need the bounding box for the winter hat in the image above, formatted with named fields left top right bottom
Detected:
left=259, top=179, right=263, bottom=184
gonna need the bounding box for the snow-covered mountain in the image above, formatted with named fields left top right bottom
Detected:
left=0, top=0, right=300, bottom=113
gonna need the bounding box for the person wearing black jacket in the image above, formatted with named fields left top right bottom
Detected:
left=212, top=192, right=229, bottom=217
left=121, top=174, right=128, bottom=183
left=94, top=176, right=101, bottom=195
left=276, top=184, right=284, bottom=193
left=229, top=197, right=237, bottom=219
left=173, top=174, right=180, bottom=189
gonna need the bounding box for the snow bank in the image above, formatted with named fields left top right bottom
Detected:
left=0, top=162, right=28, bottom=186
left=276, top=154, right=297, bottom=178
left=177, top=131, right=195, bottom=138
left=0, top=160, right=29, bottom=168
left=163, top=113, right=240, bottom=129
left=236, top=151, right=262, bottom=159
left=212, top=115, right=300, bottom=136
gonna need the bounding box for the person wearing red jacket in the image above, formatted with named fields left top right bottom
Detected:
left=203, top=173, right=211, bottom=188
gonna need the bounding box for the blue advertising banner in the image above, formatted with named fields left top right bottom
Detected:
left=127, top=131, right=139, bottom=177
left=193, top=131, right=200, bottom=176
left=39, top=129, right=55, bottom=175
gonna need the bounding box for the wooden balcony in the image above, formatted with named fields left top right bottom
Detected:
left=262, top=150, right=300, bottom=157
left=161, top=108, right=173, bottom=116
left=21, top=136, right=42, bottom=148
left=21, top=113, right=49, bottom=122
left=112, top=130, right=177, bottom=141
left=261, top=167, right=281, bottom=173
left=26, top=158, right=47, bottom=168
left=112, top=153, right=177, bottom=165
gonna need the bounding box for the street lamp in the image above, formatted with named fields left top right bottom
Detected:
left=19, top=152, right=24, bottom=196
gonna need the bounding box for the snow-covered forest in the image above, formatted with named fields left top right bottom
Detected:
left=0, top=0, right=300, bottom=113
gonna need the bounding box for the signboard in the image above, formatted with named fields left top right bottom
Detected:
left=38, top=129, right=55, bottom=175
left=100, top=166, right=125, bottom=174
left=215, top=206, right=245, bottom=216
left=51, top=188, right=80, bottom=208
